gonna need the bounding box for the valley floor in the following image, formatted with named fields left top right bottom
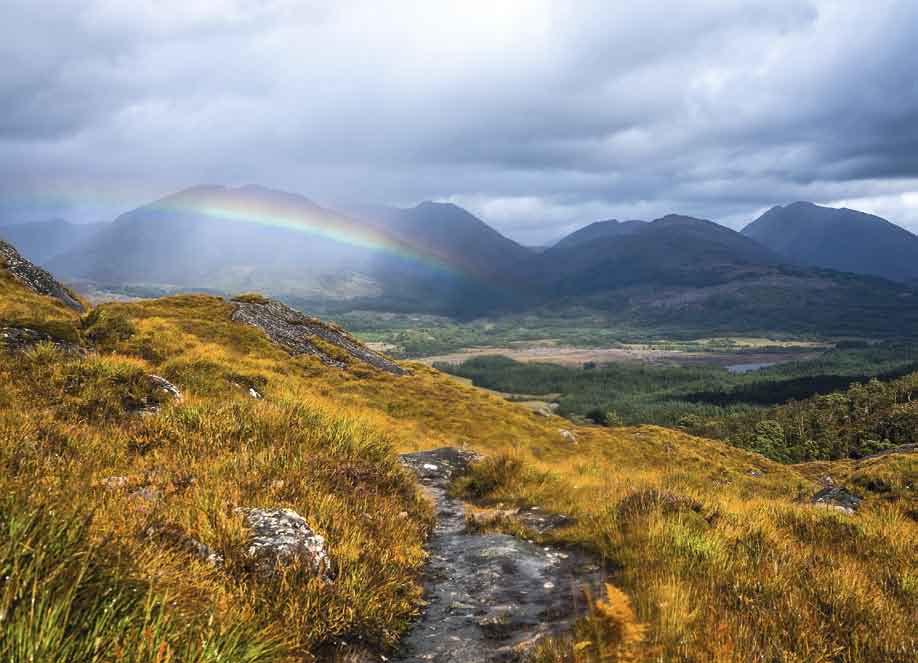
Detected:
left=414, top=342, right=823, bottom=370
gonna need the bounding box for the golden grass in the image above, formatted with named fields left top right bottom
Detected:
left=0, top=288, right=915, bottom=661
left=0, top=269, right=82, bottom=341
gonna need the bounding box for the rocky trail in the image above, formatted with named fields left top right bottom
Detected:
left=396, top=448, right=603, bottom=662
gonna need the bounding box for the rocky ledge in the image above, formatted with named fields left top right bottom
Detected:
left=0, top=240, right=84, bottom=311
left=231, top=297, right=406, bottom=375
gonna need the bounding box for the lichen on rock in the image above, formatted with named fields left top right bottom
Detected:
left=236, top=507, right=333, bottom=581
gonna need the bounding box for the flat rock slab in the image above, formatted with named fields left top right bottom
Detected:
left=231, top=298, right=406, bottom=375
left=396, top=449, right=602, bottom=662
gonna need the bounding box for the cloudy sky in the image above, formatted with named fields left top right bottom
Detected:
left=3, top=0, right=918, bottom=243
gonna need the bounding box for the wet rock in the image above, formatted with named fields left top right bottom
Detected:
left=236, top=507, right=333, bottom=580
left=396, top=449, right=602, bottom=662
left=231, top=298, right=406, bottom=375
left=811, top=486, right=862, bottom=514
left=400, top=447, right=480, bottom=485
left=515, top=506, right=576, bottom=534
left=467, top=505, right=576, bottom=536
left=0, top=240, right=84, bottom=311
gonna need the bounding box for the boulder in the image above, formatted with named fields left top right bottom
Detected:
left=147, top=374, right=182, bottom=400
left=811, top=486, right=862, bottom=514
left=399, top=447, right=480, bottom=485
left=236, top=507, right=333, bottom=580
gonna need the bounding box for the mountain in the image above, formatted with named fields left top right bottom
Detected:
left=742, top=202, right=918, bottom=283
left=538, top=214, right=782, bottom=293
left=350, top=201, right=533, bottom=281
left=553, top=218, right=646, bottom=249
left=47, top=187, right=516, bottom=312
left=0, top=219, right=106, bottom=265
left=50, top=186, right=380, bottom=296
left=527, top=214, right=918, bottom=336
left=39, top=188, right=918, bottom=336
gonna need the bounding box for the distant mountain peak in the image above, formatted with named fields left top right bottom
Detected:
left=416, top=200, right=457, bottom=210
left=742, top=202, right=918, bottom=283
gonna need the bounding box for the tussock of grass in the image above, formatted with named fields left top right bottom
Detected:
left=0, top=499, right=283, bottom=662
left=533, top=583, right=648, bottom=662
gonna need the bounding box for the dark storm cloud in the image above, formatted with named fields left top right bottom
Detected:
left=2, top=0, right=918, bottom=242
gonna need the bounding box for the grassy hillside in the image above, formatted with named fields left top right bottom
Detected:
left=0, top=275, right=915, bottom=660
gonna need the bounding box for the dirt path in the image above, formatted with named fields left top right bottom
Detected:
left=396, top=449, right=602, bottom=662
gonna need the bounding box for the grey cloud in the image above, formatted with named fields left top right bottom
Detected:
left=2, top=1, right=918, bottom=242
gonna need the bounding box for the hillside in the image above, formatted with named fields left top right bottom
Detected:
left=743, top=202, right=918, bottom=283
left=553, top=219, right=646, bottom=249
left=0, top=218, right=107, bottom=265
left=1, top=240, right=915, bottom=661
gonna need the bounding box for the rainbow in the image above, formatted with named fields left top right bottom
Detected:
left=146, top=185, right=470, bottom=280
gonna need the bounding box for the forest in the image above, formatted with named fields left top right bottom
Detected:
left=441, top=342, right=918, bottom=462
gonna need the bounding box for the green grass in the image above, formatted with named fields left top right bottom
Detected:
left=0, top=499, right=282, bottom=662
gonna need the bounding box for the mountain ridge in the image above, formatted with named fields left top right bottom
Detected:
left=553, top=218, right=647, bottom=249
